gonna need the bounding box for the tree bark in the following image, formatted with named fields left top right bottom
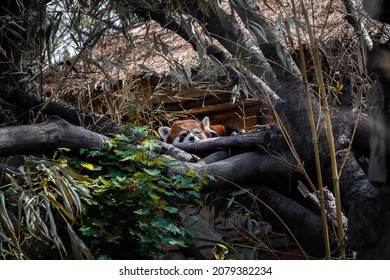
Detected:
left=170, top=151, right=295, bottom=192
left=254, top=186, right=338, bottom=258
left=0, top=116, right=108, bottom=156
left=345, top=1, right=390, bottom=256
left=172, top=127, right=284, bottom=155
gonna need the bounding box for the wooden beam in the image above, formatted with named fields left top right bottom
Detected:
left=171, top=99, right=262, bottom=115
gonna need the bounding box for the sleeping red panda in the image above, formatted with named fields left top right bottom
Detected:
left=158, top=116, right=238, bottom=144
left=158, top=117, right=209, bottom=144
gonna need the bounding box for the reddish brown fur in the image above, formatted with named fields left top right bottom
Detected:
left=159, top=117, right=239, bottom=144
left=165, top=119, right=210, bottom=143
left=209, top=124, right=227, bottom=136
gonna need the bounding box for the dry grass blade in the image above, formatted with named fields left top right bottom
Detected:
left=66, top=223, right=93, bottom=260
left=25, top=198, right=51, bottom=239
left=0, top=155, right=93, bottom=259
left=0, top=192, right=16, bottom=236
left=42, top=196, right=66, bottom=255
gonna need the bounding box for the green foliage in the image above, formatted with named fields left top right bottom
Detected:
left=70, top=131, right=211, bottom=259
left=0, top=129, right=211, bottom=259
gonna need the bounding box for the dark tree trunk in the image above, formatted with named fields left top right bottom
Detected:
left=345, top=1, right=390, bottom=259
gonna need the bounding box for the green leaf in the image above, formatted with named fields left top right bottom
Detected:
left=168, top=240, right=187, bottom=247
left=79, top=226, right=98, bottom=237
left=141, top=139, right=160, bottom=150
left=134, top=208, right=149, bottom=215
left=149, top=194, right=160, bottom=200
left=143, top=168, right=161, bottom=176
left=163, top=206, right=178, bottom=214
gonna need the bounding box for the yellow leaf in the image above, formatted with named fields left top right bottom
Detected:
left=81, top=163, right=95, bottom=170
left=213, top=243, right=228, bottom=260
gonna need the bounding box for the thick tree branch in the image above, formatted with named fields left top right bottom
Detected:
left=170, top=151, right=296, bottom=191
left=172, top=127, right=284, bottom=155
left=0, top=116, right=108, bottom=156
left=231, top=0, right=303, bottom=79
left=254, top=186, right=338, bottom=258
left=342, top=0, right=373, bottom=52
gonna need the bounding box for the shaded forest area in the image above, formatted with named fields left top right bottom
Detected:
left=0, top=0, right=389, bottom=260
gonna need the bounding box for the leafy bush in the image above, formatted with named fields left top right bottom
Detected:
left=70, top=130, right=211, bottom=259
left=0, top=128, right=212, bottom=259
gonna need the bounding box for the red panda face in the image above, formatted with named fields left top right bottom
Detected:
left=158, top=119, right=209, bottom=144
left=158, top=116, right=239, bottom=144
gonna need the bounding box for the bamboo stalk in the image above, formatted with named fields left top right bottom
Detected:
left=291, top=0, right=331, bottom=260
left=300, top=0, right=345, bottom=258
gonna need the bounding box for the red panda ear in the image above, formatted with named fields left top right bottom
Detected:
left=158, top=127, right=171, bottom=142
left=201, top=116, right=229, bottom=137
left=201, top=116, right=212, bottom=138
left=201, top=116, right=210, bottom=127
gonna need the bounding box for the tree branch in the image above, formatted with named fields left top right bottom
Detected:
left=342, top=0, right=373, bottom=51
left=0, top=116, right=108, bottom=156
left=254, top=186, right=338, bottom=258
left=172, top=127, right=284, bottom=155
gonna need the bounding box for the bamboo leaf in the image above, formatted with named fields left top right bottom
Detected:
left=276, top=43, right=288, bottom=69
left=275, top=15, right=282, bottom=31
left=285, top=15, right=296, bottom=30
left=101, top=59, right=126, bottom=70
left=42, top=196, right=67, bottom=256
left=8, top=20, right=27, bottom=31
left=66, top=223, right=93, bottom=260
left=26, top=202, right=51, bottom=240
left=46, top=193, right=75, bottom=222
left=59, top=169, right=92, bottom=198
left=249, top=20, right=268, bottom=43
left=0, top=192, right=15, bottom=234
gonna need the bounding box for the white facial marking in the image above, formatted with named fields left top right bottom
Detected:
left=172, top=132, right=200, bottom=144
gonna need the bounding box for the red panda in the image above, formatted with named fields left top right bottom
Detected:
left=207, top=124, right=240, bottom=137
left=158, top=116, right=238, bottom=144
left=158, top=117, right=210, bottom=144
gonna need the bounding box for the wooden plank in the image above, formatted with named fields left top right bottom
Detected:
left=183, top=99, right=262, bottom=115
